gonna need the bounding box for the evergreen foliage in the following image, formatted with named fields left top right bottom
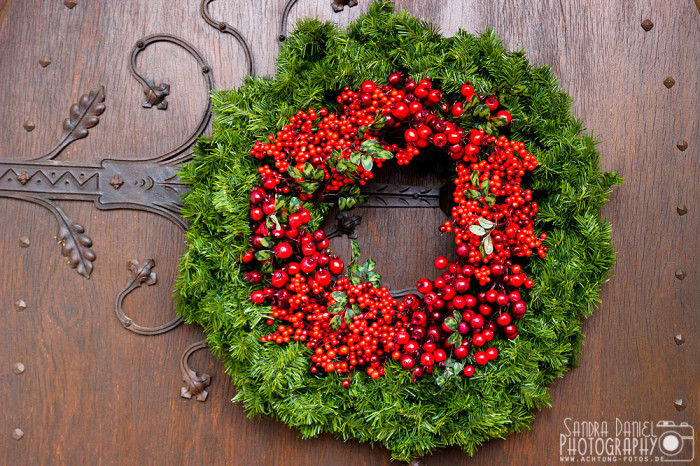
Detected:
left=175, top=2, right=621, bottom=460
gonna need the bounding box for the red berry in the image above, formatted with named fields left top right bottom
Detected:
left=512, top=300, right=527, bottom=318
left=275, top=242, right=293, bottom=259
left=411, top=311, right=427, bottom=326
left=420, top=353, right=435, bottom=366
left=463, top=365, right=475, bottom=377
left=472, top=334, right=486, bottom=347
left=387, top=72, right=402, bottom=86
left=409, top=101, right=423, bottom=114
left=460, top=84, right=474, bottom=99
left=464, top=143, right=479, bottom=159
left=454, top=344, right=469, bottom=359
left=329, top=259, right=344, bottom=275
left=434, top=349, right=447, bottom=362
left=300, top=256, right=317, bottom=273
left=433, top=133, right=447, bottom=147
left=427, top=89, right=443, bottom=104
left=241, top=251, right=254, bottom=263
left=400, top=355, right=416, bottom=370
left=299, top=209, right=311, bottom=224
left=361, top=80, right=377, bottom=94
left=271, top=270, right=289, bottom=288
left=497, top=313, right=511, bottom=326
left=404, top=129, right=419, bottom=143
left=474, top=351, right=488, bottom=365
left=416, top=278, right=433, bottom=294
left=250, top=290, right=265, bottom=304
left=469, top=130, right=483, bottom=146
left=342, top=379, right=351, bottom=388
left=470, top=315, right=484, bottom=329
left=450, top=102, right=463, bottom=116
left=485, top=95, right=499, bottom=110
left=396, top=331, right=410, bottom=345
left=447, top=131, right=460, bottom=144
left=289, top=214, right=302, bottom=228
left=434, top=256, right=448, bottom=270
left=496, top=110, right=511, bottom=124
left=250, top=208, right=263, bottom=221
left=262, top=202, right=275, bottom=215
left=314, top=269, right=331, bottom=287
left=287, top=262, right=300, bottom=275
left=392, top=102, right=410, bottom=119
left=486, top=347, right=498, bottom=360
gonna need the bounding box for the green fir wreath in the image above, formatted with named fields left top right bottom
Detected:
left=175, top=1, right=621, bottom=461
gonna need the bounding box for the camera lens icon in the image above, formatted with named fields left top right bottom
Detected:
left=656, top=421, right=695, bottom=462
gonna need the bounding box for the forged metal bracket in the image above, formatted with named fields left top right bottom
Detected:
left=180, top=340, right=212, bottom=401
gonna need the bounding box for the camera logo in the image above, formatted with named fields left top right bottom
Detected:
left=656, top=421, right=695, bottom=462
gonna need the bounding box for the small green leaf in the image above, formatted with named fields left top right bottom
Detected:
left=356, top=126, right=368, bottom=138
left=469, top=224, right=486, bottom=236
left=363, top=258, right=376, bottom=271
left=453, top=310, right=462, bottom=322
left=349, top=152, right=362, bottom=166
left=483, top=235, right=493, bottom=255
left=289, top=197, right=300, bottom=211
left=344, top=308, right=355, bottom=326
left=258, top=237, right=274, bottom=248
left=254, top=250, right=273, bottom=261
left=299, top=182, right=320, bottom=194
left=348, top=274, right=362, bottom=285
left=436, top=376, right=445, bottom=387
left=366, top=271, right=381, bottom=287
left=312, top=167, right=324, bottom=181
left=331, top=291, right=348, bottom=305
left=351, top=239, right=361, bottom=262
left=336, top=159, right=358, bottom=173
left=447, top=333, right=463, bottom=347
left=453, top=362, right=465, bottom=373
left=484, top=195, right=497, bottom=206
left=287, top=165, right=303, bottom=179
left=360, top=139, right=382, bottom=152
left=478, top=217, right=495, bottom=229
left=329, top=315, right=342, bottom=331
left=266, top=214, right=281, bottom=231
left=339, top=197, right=348, bottom=211
left=444, top=317, right=458, bottom=331
left=302, top=162, right=314, bottom=178
left=328, top=302, right=345, bottom=314
left=480, top=179, right=490, bottom=194
left=361, top=153, right=373, bottom=171
left=471, top=171, right=479, bottom=188
left=327, top=151, right=340, bottom=169
left=467, top=189, right=480, bottom=200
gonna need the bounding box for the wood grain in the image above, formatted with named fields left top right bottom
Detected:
left=1, top=1, right=697, bottom=464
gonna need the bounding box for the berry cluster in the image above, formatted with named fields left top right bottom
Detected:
left=243, top=73, right=547, bottom=382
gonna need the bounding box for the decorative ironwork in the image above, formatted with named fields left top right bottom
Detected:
left=278, top=0, right=299, bottom=41
left=200, top=0, right=254, bottom=75
left=326, top=211, right=362, bottom=239
left=140, top=78, right=170, bottom=110
left=180, top=340, right=211, bottom=401
left=115, top=259, right=183, bottom=335
left=331, top=0, right=358, bottom=13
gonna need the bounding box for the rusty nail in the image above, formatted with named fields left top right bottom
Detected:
left=39, top=56, right=51, bottom=67
left=12, top=429, right=24, bottom=440
left=218, top=22, right=226, bottom=30
left=674, top=399, right=687, bottom=411
left=641, top=19, right=653, bottom=31
left=136, top=40, right=144, bottom=48
left=675, top=269, right=686, bottom=280
left=676, top=140, right=688, bottom=152
left=109, top=175, right=124, bottom=190
left=64, top=0, right=77, bottom=8
left=16, top=171, right=31, bottom=185
left=676, top=205, right=687, bottom=216
left=13, top=362, right=25, bottom=374
left=23, top=120, right=35, bottom=132
left=19, top=236, right=30, bottom=248
left=674, top=334, right=685, bottom=345
left=278, top=34, right=286, bottom=41
left=202, top=66, right=210, bottom=74
left=15, top=299, right=27, bottom=312
left=663, top=77, right=675, bottom=88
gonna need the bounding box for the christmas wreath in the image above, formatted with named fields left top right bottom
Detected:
left=176, top=1, right=621, bottom=461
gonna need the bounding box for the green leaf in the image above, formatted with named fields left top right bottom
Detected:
left=436, top=375, right=445, bottom=387
left=444, top=317, right=458, bottom=332
left=260, top=261, right=272, bottom=274
left=483, top=235, right=493, bottom=255
left=471, top=171, right=479, bottom=187
left=478, top=217, right=495, bottom=229
left=356, top=126, right=368, bottom=138
left=351, top=239, right=361, bottom=262
left=312, top=167, right=325, bottom=181
left=484, top=195, right=497, bottom=206
left=447, top=332, right=463, bottom=347
left=469, top=224, right=486, bottom=236
left=467, top=189, right=480, bottom=200
left=339, top=196, right=356, bottom=211
left=258, top=237, right=274, bottom=248
left=453, top=310, right=462, bottom=322
left=289, top=197, right=300, bottom=211
left=344, top=307, right=355, bottom=326
left=336, top=159, right=358, bottom=173
left=299, top=181, right=320, bottom=194
left=363, top=258, right=376, bottom=271
left=302, top=162, right=315, bottom=178
left=366, top=271, right=381, bottom=287
left=254, top=250, right=273, bottom=261
left=349, top=152, right=362, bottom=166
left=331, top=291, right=348, bottom=306
left=328, top=302, right=345, bottom=314
left=361, top=153, right=373, bottom=171
left=329, top=315, right=342, bottom=331
left=327, top=151, right=340, bottom=169
left=266, top=214, right=281, bottom=231
left=480, top=179, right=490, bottom=194
left=287, top=165, right=303, bottom=179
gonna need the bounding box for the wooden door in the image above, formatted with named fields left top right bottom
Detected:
left=1, top=1, right=697, bottom=464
